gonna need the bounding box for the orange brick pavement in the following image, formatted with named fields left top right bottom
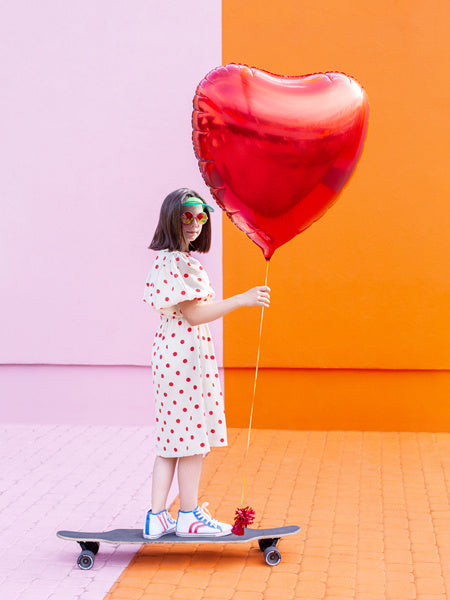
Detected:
left=104, top=429, right=450, bottom=600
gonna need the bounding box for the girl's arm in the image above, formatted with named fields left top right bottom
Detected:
left=179, top=286, right=270, bottom=326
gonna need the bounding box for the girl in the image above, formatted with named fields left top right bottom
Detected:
left=143, top=188, right=270, bottom=538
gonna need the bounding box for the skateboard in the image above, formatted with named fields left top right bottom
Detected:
left=57, top=525, right=300, bottom=569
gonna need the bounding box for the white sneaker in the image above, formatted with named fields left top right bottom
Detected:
left=143, top=509, right=176, bottom=539
left=176, top=502, right=233, bottom=537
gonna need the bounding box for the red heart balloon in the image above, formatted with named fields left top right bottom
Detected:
left=192, top=64, right=369, bottom=259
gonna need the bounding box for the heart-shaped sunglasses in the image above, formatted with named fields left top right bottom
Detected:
left=181, top=211, right=208, bottom=225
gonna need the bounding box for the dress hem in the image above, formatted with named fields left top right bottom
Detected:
left=156, top=441, right=228, bottom=459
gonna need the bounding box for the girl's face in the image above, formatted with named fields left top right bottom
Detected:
left=181, top=204, right=207, bottom=250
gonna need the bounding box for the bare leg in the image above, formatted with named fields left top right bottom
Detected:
left=178, top=454, right=204, bottom=512
left=151, top=456, right=177, bottom=513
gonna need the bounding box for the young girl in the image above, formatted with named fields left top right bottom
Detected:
left=143, top=188, right=270, bottom=538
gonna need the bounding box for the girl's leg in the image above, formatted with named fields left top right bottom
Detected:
left=175, top=453, right=232, bottom=536
left=151, top=456, right=177, bottom=513
left=177, top=454, right=204, bottom=511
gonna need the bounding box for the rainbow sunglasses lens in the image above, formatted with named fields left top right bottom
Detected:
left=181, top=211, right=208, bottom=225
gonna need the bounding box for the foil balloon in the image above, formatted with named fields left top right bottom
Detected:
left=192, top=64, right=369, bottom=260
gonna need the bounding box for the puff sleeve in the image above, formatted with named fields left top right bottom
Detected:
left=143, top=251, right=214, bottom=312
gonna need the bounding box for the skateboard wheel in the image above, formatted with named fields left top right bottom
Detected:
left=77, top=550, right=95, bottom=570
left=263, top=545, right=281, bottom=566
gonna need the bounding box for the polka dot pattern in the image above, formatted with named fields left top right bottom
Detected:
left=144, top=250, right=227, bottom=458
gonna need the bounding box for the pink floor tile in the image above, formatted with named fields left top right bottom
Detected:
left=0, top=424, right=177, bottom=600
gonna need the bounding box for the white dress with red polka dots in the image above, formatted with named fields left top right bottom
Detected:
left=143, top=250, right=227, bottom=458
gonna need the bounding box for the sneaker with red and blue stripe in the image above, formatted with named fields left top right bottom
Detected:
left=143, top=509, right=176, bottom=539
left=176, top=502, right=232, bottom=537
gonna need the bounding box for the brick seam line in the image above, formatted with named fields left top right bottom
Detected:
left=439, top=431, right=450, bottom=596
left=347, top=430, right=363, bottom=600
left=399, top=433, right=430, bottom=597
left=327, top=431, right=349, bottom=597
left=303, top=431, right=349, bottom=599
left=292, top=430, right=329, bottom=597
left=359, top=431, right=386, bottom=598
left=252, top=429, right=298, bottom=598
left=256, top=429, right=287, bottom=525
left=418, top=433, right=448, bottom=599
left=387, top=434, right=414, bottom=592
left=371, top=431, right=388, bottom=595
left=282, top=429, right=309, bottom=530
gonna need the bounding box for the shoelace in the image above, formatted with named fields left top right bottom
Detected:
left=166, top=512, right=176, bottom=525
left=198, top=502, right=221, bottom=527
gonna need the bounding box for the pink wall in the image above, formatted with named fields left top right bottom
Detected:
left=0, top=1, right=223, bottom=422
left=0, top=364, right=225, bottom=426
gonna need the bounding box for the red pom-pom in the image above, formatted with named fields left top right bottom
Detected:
left=232, top=506, right=256, bottom=536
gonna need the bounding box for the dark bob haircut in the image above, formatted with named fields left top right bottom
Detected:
left=149, top=188, right=212, bottom=253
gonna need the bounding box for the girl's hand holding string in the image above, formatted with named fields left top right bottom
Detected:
left=238, top=286, right=271, bottom=308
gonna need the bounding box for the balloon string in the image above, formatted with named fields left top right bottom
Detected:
left=240, top=260, right=270, bottom=506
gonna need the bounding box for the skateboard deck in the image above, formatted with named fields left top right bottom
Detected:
left=57, top=525, right=300, bottom=569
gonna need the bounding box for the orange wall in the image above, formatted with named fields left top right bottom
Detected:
left=222, top=0, right=450, bottom=429
left=226, top=369, right=450, bottom=432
